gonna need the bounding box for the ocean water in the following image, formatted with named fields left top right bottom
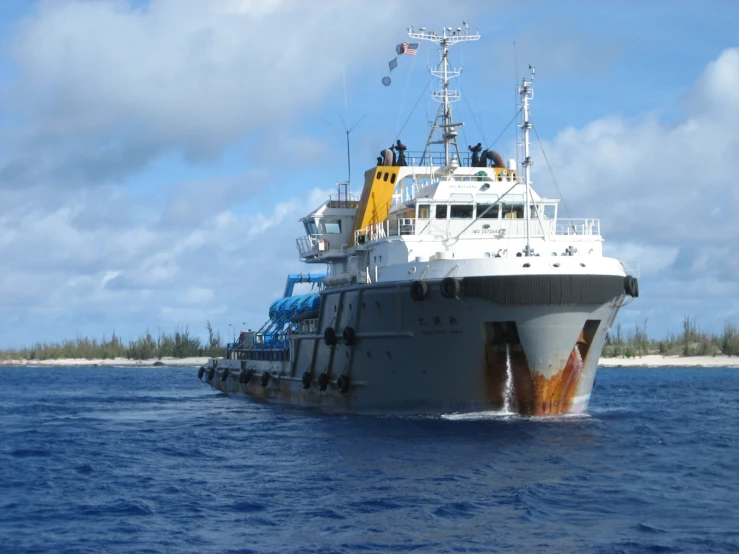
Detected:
left=0, top=366, right=737, bottom=554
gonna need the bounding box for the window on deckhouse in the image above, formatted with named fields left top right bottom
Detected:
left=476, top=204, right=500, bottom=219
left=450, top=205, right=473, bottom=219
left=435, top=205, right=448, bottom=219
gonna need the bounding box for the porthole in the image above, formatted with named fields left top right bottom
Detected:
left=383, top=172, right=389, bottom=182
left=409, top=266, right=417, bottom=274
left=523, top=263, right=531, bottom=268
left=553, top=263, right=560, bottom=268
left=376, top=171, right=381, bottom=179
left=390, top=174, right=396, bottom=184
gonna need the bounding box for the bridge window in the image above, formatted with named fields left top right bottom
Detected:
left=435, top=205, right=448, bottom=219
left=305, top=221, right=318, bottom=235
left=417, top=204, right=430, bottom=219
left=502, top=204, right=524, bottom=219
left=450, top=205, right=473, bottom=219
left=543, top=205, right=556, bottom=219
left=322, top=220, right=342, bottom=233
left=476, top=204, right=499, bottom=219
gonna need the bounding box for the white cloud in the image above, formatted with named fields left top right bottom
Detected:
left=536, top=47, right=739, bottom=332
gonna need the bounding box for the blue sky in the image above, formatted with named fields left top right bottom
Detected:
left=1, top=0, right=738, bottom=348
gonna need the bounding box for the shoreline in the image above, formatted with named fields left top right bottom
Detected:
left=0, top=356, right=209, bottom=367
left=1, top=355, right=738, bottom=368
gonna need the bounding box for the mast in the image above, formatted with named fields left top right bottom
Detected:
left=518, top=66, right=535, bottom=256
left=408, top=24, right=480, bottom=166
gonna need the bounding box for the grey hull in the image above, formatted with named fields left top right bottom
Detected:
left=201, top=276, right=624, bottom=415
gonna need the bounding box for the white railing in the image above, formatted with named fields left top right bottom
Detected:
left=555, top=219, right=600, bottom=236
left=354, top=218, right=416, bottom=245
left=296, top=235, right=331, bottom=256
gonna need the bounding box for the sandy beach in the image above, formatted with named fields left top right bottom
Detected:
left=598, top=355, right=739, bottom=368
left=2, top=355, right=738, bottom=368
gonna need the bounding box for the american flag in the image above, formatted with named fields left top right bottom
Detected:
left=401, top=42, right=417, bottom=56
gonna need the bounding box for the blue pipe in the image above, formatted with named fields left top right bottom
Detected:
left=283, top=273, right=327, bottom=297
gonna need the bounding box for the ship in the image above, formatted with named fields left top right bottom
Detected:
left=198, top=25, right=639, bottom=416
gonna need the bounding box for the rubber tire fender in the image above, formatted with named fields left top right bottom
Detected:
left=337, top=375, right=351, bottom=394
left=324, top=327, right=337, bottom=346
left=301, top=371, right=312, bottom=390
left=441, top=277, right=461, bottom=299
left=197, top=366, right=205, bottom=380
left=239, top=369, right=252, bottom=384
left=343, top=327, right=356, bottom=346
left=624, top=275, right=636, bottom=297
left=207, top=367, right=215, bottom=381
left=410, top=280, right=428, bottom=301
left=220, top=367, right=230, bottom=382
left=318, top=373, right=330, bottom=392
left=261, top=372, right=271, bottom=387
left=632, top=278, right=640, bottom=298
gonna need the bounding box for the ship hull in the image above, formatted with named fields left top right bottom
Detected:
left=201, top=275, right=625, bottom=415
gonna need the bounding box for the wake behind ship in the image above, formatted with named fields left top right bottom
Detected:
left=198, top=25, right=639, bottom=416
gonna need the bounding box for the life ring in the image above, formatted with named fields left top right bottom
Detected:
left=441, top=277, right=461, bottom=298
left=343, top=327, right=356, bottom=346
left=410, top=280, right=428, bottom=301
left=318, top=372, right=330, bottom=392
left=261, top=372, right=271, bottom=387
left=324, top=327, right=337, bottom=346
left=337, top=375, right=351, bottom=394
left=207, top=367, right=215, bottom=381
left=197, top=366, right=205, bottom=379
left=302, top=371, right=312, bottom=389
left=239, top=369, right=253, bottom=384
left=220, top=367, right=230, bottom=382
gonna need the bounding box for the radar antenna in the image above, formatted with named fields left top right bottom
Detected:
left=408, top=25, right=481, bottom=165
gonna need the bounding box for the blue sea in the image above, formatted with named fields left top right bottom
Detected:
left=0, top=366, right=737, bottom=554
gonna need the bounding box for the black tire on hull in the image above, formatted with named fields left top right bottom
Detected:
left=624, top=275, right=640, bottom=297
left=337, top=375, right=351, bottom=394
left=343, top=327, right=356, bottom=346
left=324, top=327, right=337, bottom=346
left=240, top=369, right=254, bottom=384
left=197, top=366, right=205, bottom=379
left=302, top=371, right=312, bottom=389
left=220, top=368, right=229, bottom=381
left=207, top=367, right=215, bottom=381
left=318, top=373, right=329, bottom=392
left=441, top=277, right=461, bottom=298
left=410, top=280, right=428, bottom=301
left=261, top=372, right=271, bottom=387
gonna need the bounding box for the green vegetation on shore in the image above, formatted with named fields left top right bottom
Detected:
left=2, top=317, right=738, bottom=362
left=0, top=322, right=227, bottom=361
left=603, top=318, right=739, bottom=358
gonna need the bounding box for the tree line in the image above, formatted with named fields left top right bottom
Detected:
left=0, top=321, right=227, bottom=361
left=603, top=317, right=739, bottom=358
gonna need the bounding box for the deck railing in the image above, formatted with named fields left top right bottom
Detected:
left=296, top=234, right=331, bottom=257
left=555, top=219, right=600, bottom=236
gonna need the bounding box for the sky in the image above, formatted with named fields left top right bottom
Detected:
left=1, top=0, right=738, bottom=348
